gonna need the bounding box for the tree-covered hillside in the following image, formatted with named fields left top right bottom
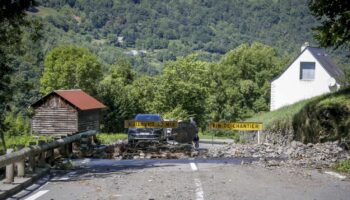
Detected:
left=2, top=0, right=350, bottom=143
left=32, top=0, right=327, bottom=73
left=38, top=0, right=316, bottom=51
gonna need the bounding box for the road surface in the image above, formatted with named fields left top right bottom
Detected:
left=8, top=157, right=350, bottom=200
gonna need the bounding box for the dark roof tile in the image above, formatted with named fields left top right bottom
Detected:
left=307, top=47, right=344, bottom=81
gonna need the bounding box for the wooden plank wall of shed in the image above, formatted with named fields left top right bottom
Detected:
left=78, top=109, right=100, bottom=132
left=31, top=95, right=78, bottom=135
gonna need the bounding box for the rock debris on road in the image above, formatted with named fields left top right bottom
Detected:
left=8, top=140, right=350, bottom=200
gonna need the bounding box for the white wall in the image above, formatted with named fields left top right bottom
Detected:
left=270, top=49, right=337, bottom=111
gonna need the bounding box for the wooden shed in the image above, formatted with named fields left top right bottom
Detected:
left=30, top=89, right=106, bottom=135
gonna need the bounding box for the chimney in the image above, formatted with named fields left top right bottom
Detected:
left=301, top=42, right=309, bottom=52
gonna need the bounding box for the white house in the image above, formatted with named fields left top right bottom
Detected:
left=270, top=43, right=343, bottom=111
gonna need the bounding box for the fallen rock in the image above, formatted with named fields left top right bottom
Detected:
left=205, top=140, right=350, bottom=169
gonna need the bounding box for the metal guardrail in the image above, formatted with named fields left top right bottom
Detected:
left=0, top=130, right=97, bottom=183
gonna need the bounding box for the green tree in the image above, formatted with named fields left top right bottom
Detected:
left=4, top=109, right=30, bottom=137
left=308, top=0, right=350, bottom=49
left=129, top=75, right=158, bottom=114
left=207, top=43, right=287, bottom=121
left=98, top=61, right=137, bottom=132
left=163, top=106, right=190, bottom=121
left=0, top=0, right=37, bottom=151
left=108, top=59, right=136, bottom=85
left=40, top=46, right=102, bottom=95
left=152, top=55, right=210, bottom=126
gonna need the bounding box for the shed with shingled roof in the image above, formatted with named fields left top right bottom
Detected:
left=30, top=89, right=106, bottom=135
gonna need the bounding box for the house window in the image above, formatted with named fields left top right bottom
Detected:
left=300, top=62, right=315, bottom=80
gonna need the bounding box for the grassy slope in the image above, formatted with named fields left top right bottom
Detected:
left=247, top=87, right=350, bottom=143
left=246, top=98, right=315, bottom=130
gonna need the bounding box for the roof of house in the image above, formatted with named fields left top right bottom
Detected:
left=307, top=47, right=344, bottom=79
left=31, top=89, right=106, bottom=110
left=271, top=46, right=344, bottom=82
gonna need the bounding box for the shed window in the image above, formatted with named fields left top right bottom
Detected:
left=300, top=62, right=315, bottom=80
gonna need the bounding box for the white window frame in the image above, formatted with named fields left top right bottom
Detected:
left=300, top=62, right=315, bottom=81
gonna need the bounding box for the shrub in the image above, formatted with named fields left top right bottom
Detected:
left=332, top=160, right=350, bottom=173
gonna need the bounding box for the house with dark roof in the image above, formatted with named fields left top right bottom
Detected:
left=31, top=89, right=106, bottom=135
left=270, top=43, right=343, bottom=111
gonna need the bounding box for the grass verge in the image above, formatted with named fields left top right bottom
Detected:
left=332, top=160, right=350, bottom=173
left=246, top=97, right=314, bottom=130
left=199, top=131, right=244, bottom=143
left=96, top=133, right=127, bottom=145
left=5, top=134, right=53, bottom=149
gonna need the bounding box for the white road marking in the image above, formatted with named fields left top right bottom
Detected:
left=24, top=190, right=49, bottom=200
left=189, top=163, right=204, bottom=199
left=68, top=171, right=77, bottom=175
left=52, top=171, right=78, bottom=181
left=194, top=178, right=204, bottom=200
left=82, top=158, right=91, bottom=164
left=60, top=171, right=77, bottom=180
left=325, top=171, right=346, bottom=179
left=190, top=162, right=198, bottom=171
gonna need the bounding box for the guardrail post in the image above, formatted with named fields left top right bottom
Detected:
left=80, top=134, right=90, bottom=156
left=47, top=139, right=55, bottom=165
left=67, top=134, right=73, bottom=155
left=28, top=142, right=37, bottom=173
left=66, top=142, right=72, bottom=157
left=38, top=140, right=46, bottom=167
left=15, top=145, right=25, bottom=177
left=4, top=149, right=14, bottom=183
left=59, top=136, right=68, bottom=157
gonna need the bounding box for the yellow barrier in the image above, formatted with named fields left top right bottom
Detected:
left=209, top=122, right=263, bottom=131
left=124, top=120, right=178, bottom=128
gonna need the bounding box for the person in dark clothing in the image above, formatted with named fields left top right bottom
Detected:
left=190, top=117, right=199, bottom=148
left=193, top=134, right=199, bottom=149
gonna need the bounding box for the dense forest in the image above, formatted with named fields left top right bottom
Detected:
left=33, top=0, right=322, bottom=70
left=2, top=0, right=350, bottom=143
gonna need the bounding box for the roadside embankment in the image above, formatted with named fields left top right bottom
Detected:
left=247, top=87, right=350, bottom=146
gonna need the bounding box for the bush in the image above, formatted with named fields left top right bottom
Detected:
left=4, top=110, right=30, bottom=137
left=5, top=134, right=53, bottom=149
left=332, top=160, right=350, bottom=173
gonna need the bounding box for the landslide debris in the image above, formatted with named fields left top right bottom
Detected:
left=206, top=141, right=350, bottom=168
left=91, top=141, right=199, bottom=160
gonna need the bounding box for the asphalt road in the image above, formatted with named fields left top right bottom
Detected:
left=8, top=156, right=350, bottom=200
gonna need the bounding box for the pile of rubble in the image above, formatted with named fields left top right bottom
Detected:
left=119, top=143, right=194, bottom=160
left=206, top=141, right=350, bottom=168
left=91, top=142, right=196, bottom=160
left=88, top=139, right=349, bottom=169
